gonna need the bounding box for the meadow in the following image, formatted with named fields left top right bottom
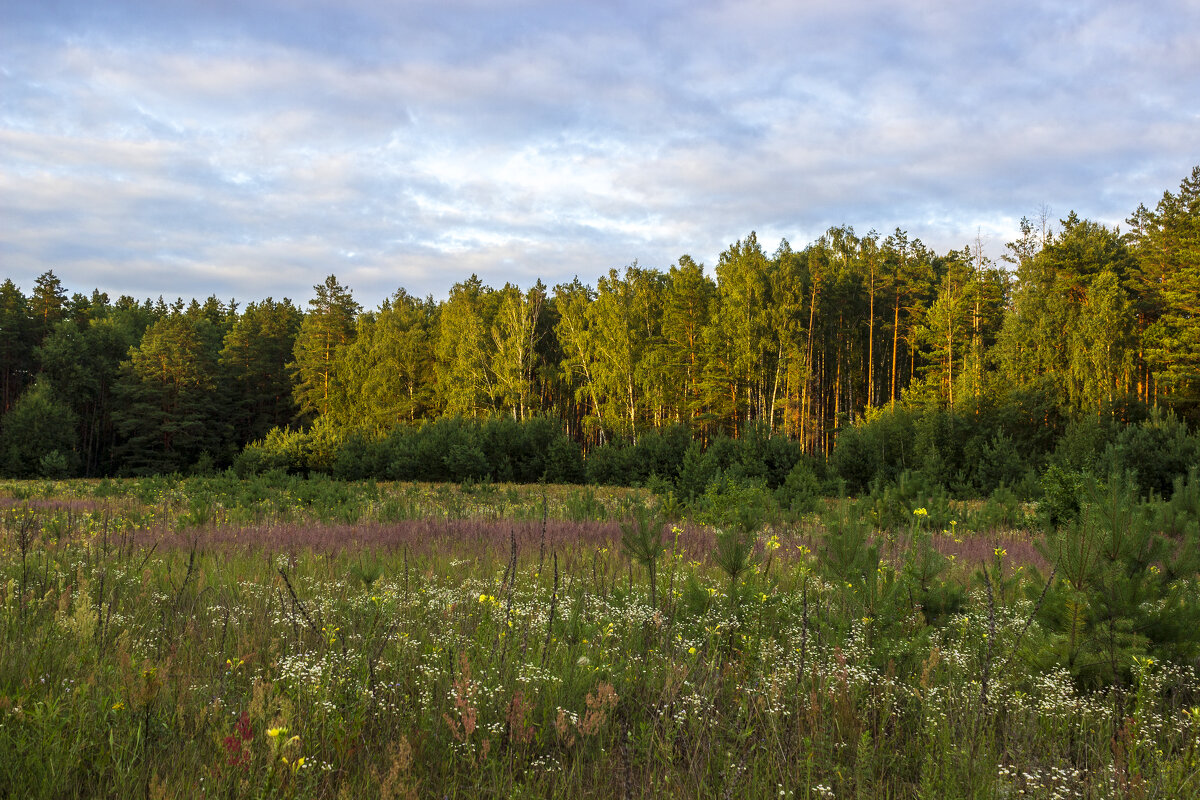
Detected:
left=2, top=472, right=1199, bottom=799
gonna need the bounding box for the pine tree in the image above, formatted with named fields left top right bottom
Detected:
left=291, top=275, right=360, bottom=421
left=113, top=314, right=224, bottom=473
left=220, top=298, right=302, bottom=443
left=29, top=270, right=66, bottom=346
left=0, top=279, right=31, bottom=412
left=1134, top=166, right=1200, bottom=411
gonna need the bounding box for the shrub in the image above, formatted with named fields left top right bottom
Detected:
left=830, top=407, right=916, bottom=494
left=543, top=437, right=585, bottom=484
left=1038, top=463, right=1090, bottom=530
left=584, top=441, right=634, bottom=485
left=0, top=381, right=79, bottom=478
left=696, top=475, right=776, bottom=532
left=974, top=432, right=1026, bottom=495
left=775, top=458, right=822, bottom=516
left=1104, top=410, right=1200, bottom=499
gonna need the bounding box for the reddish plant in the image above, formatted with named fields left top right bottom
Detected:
left=222, top=711, right=254, bottom=770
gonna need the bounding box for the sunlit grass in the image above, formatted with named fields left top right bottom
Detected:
left=1, top=477, right=1198, bottom=798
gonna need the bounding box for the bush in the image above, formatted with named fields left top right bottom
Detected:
left=627, top=424, right=692, bottom=484
left=966, top=485, right=1028, bottom=532
left=674, top=440, right=714, bottom=504
left=333, top=431, right=384, bottom=480
left=830, top=408, right=916, bottom=495
left=1036, top=472, right=1200, bottom=687
left=1049, top=414, right=1120, bottom=474
left=543, top=436, right=585, bottom=484
left=0, top=381, right=79, bottom=478
left=585, top=441, right=634, bottom=485
left=1104, top=410, right=1200, bottom=499
left=1038, top=463, right=1090, bottom=530
left=867, top=470, right=955, bottom=531
left=775, top=458, right=822, bottom=516
left=696, top=475, right=776, bottom=532
left=232, top=420, right=346, bottom=476
left=974, top=432, right=1027, bottom=495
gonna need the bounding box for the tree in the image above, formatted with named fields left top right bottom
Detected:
left=555, top=278, right=606, bottom=444
left=917, top=250, right=971, bottom=406
left=491, top=282, right=547, bottom=421
left=996, top=214, right=1138, bottom=414
left=113, top=314, right=224, bottom=473
left=589, top=265, right=661, bottom=435
left=220, top=298, right=302, bottom=443
left=881, top=230, right=935, bottom=411
left=434, top=275, right=497, bottom=418
left=37, top=314, right=142, bottom=476
left=767, top=242, right=813, bottom=440
left=1132, top=166, right=1200, bottom=411
left=0, top=279, right=31, bottom=412
left=332, top=290, right=437, bottom=429
left=1073, top=270, right=1136, bottom=411
left=0, top=381, right=78, bottom=477
left=710, top=233, right=772, bottom=437
left=662, top=255, right=716, bottom=428
left=29, top=270, right=67, bottom=346
left=291, top=275, right=360, bottom=421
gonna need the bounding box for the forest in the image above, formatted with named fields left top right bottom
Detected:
left=1, top=166, right=1197, bottom=495
left=1, top=168, right=1200, bottom=799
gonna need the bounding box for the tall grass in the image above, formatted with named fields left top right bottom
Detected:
left=0, top=478, right=1198, bottom=798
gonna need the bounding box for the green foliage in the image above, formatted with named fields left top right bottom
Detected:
left=775, top=458, right=822, bottom=516
left=1134, top=166, right=1200, bottom=411
left=619, top=504, right=666, bottom=606
left=562, top=487, right=607, bottom=522
left=1047, top=413, right=1121, bottom=473
left=674, top=439, right=717, bottom=504
left=113, top=312, right=230, bottom=474
left=867, top=470, right=954, bottom=532
left=220, top=298, right=302, bottom=443
left=0, top=278, right=33, bottom=413
left=972, top=432, right=1028, bottom=495
left=234, top=419, right=347, bottom=476
left=966, top=485, right=1029, bottom=533
left=830, top=408, right=919, bottom=495
left=1038, top=463, right=1089, bottom=530
left=0, top=381, right=79, bottom=478
left=434, top=276, right=499, bottom=418
left=1149, top=467, right=1200, bottom=538
left=899, top=518, right=964, bottom=627
left=1037, top=472, right=1200, bottom=687
left=1103, top=409, right=1200, bottom=499
left=696, top=475, right=776, bottom=532
left=583, top=441, right=633, bottom=486
left=543, top=436, right=585, bottom=484
left=291, top=275, right=360, bottom=421
left=5, top=165, right=1200, bottom=497
left=3, top=477, right=1200, bottom=797
left=997, top=213, right=1140, bottom=414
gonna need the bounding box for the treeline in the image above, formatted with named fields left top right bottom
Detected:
left=1, top=166, right=1197, bottom=483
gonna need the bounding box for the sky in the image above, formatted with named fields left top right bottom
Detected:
left=1, top=0, right=1197, bottom=309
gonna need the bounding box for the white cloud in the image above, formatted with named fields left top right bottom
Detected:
left=1, top=0, right=1197, bottom=306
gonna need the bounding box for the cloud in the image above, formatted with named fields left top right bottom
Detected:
left=1, top=0, right=1197, bottom=307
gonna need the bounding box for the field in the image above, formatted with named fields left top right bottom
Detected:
left=2, top=473, right=1199, bottom=799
